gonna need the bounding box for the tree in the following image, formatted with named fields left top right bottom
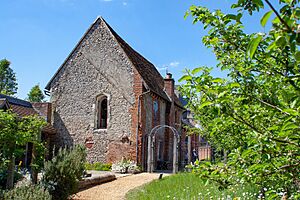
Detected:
left=0, top=110, right=46, bottom=189
left=180, top=0, right=300, bottom=198
left=0, top=59, right=17, bottom=95
left=27, top=84, right=45, bottom=102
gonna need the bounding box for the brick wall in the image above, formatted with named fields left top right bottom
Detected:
left=130, top=67, right=144, bottom=164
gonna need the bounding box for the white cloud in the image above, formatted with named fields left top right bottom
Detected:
left=157, top=61, right=180, bottom=72
left=122, top=2, right=127, bottom=5
left=156, top=66, right=168, bottom=71
left=169, top=61, right=179, bottom=67
left=101, top=0, right=113, bottom=2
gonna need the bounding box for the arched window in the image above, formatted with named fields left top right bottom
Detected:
left=96, top=96, right=108, bottom=129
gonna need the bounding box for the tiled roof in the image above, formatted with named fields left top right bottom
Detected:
left=178, top=95, right=188, bottom=107
left=0, top=94, right=32, bottom=108
left=0, top=94, right=56, bottom=134
left=43, top=124, right=57, bottom=134
left=0, top=99, right=9, bottom=109
left=174, top=95, right=185, bottom=109
left=10, top=104, right=38, bottom=117
left=102, top=18, right=170, bottom=101
left=0, top=94, right=38, bottom=117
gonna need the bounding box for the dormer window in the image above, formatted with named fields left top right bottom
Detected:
left=96, top=95, right=108, bottom=129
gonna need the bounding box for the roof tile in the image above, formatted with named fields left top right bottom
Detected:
left=0, top=94, right=56, bottom=134
left=103, top=19, right=170, bottom=101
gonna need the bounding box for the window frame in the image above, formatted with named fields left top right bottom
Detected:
left=94, top=94, right=109, bottom=130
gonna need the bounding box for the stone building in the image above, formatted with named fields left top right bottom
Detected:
left=45, top=17, right=204, bottom=171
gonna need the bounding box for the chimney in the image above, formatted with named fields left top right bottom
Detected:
left=166, top=72, right=172, bottom=79
left=164, top=72, right=175, bottom=99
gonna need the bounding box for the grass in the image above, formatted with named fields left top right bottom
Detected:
left=126, top=173, right=258, bottom=200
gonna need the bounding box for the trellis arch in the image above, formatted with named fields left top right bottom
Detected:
left=145, top=125, right=180, bottom=173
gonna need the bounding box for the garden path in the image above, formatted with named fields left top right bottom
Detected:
left=73, top=172, right=171, bottom=200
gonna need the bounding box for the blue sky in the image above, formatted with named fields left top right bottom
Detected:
left=0, top=0, right=269, bottom=99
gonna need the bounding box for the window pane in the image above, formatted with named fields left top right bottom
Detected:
left=100, top=99, right=107, bottom=128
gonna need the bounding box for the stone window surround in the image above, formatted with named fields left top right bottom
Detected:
left=94, top=93, right=110, bottom=132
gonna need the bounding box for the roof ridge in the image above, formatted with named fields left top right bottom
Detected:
left=0, top=94, right=32, bottom=108
left=45, top=17, right=103, bottom=90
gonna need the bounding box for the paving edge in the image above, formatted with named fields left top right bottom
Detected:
left=78, top=172, right=116, bottom=190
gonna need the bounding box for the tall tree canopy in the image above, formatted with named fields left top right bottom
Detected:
left=180, top=0, right=300, bottom=198
left=27, top=84, right=45, bottom=102
left=0, top=59, right=17, bottom=95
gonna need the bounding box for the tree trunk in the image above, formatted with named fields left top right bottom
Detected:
left=31, top=144, right=38, bottom=184
left=6, top=155, right=15, bottom=189
left=31, top=130, right=42, bottom=184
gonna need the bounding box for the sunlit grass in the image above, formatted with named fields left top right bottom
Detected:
left=126, top=173, right=258, bottom=200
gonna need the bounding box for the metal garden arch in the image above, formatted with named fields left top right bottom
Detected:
left=146, top=125, right=180, bottom=174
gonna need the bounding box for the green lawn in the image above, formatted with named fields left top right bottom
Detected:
left=126, top=173, right=258, bottom=200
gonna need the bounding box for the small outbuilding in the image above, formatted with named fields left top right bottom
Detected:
left=0, top=94, right=56, bottom=167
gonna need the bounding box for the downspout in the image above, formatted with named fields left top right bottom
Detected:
left=136, top=90, right=151, bottom=166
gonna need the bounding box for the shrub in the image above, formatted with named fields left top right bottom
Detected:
left=3, top=184, right=51, bottom=200
left=84, top=162, right=112, bottom=171
left=101, top=163, right=112, bottom=171
left=41, top=145, right=86, bottom=200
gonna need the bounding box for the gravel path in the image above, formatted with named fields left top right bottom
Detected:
left=73, top=173, right=170, bottom=200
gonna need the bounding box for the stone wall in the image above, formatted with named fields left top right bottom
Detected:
left=49, top=19, right=136, bottom=163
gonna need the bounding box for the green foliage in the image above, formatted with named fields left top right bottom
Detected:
left=260, top=10, right=273, bottom=27
left=181, top=0, right=300, bottom=198
left=0, top=170, right=22, bottom=190
left=3, top=184, right=51, bottom=200
left=26, top=84, right=45, bottom=102
left=0, top=111, right=47, bottom=157
left=247, top=33, right=263, bottom=59
left=85, top=162, right=112, bottom=171
left=31, top=142, right=47, bottom=172
left=0, top=110, right=46, bottom=188
left=42, top=145, right=86, bottom=200
left=126, top=173, right=258, bottom=200
left=0, top=59, right=17, bottom=95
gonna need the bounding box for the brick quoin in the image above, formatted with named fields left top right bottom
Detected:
left=130, top=67, right=144, bottom=164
